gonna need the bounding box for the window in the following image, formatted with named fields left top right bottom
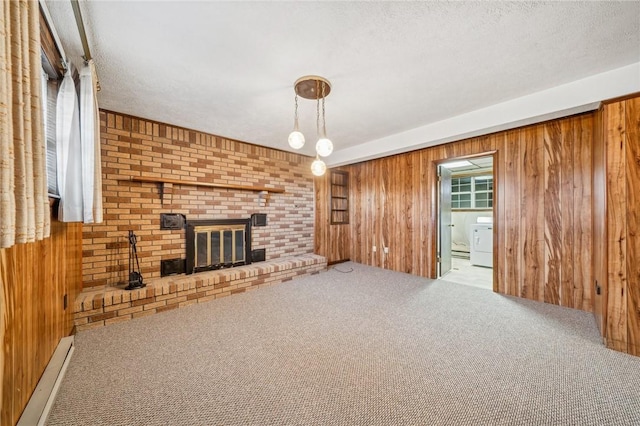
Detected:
left=41, top=69, right=60, bottom=196
left=40, top=5, right=65, bottom=197
left=451, top=176, right=472, bottom=209
left=451, top=175, right=493, bottom=209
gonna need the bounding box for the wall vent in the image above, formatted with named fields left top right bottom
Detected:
left=251, top=248, right=266, bottom=262
left=160, top=213, right=186, bottom=230
left=161, top=258, right=186, bottom=276
left=251, top=213, right=267, bottom=227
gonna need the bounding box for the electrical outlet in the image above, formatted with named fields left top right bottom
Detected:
left=372, top=246, right=377, bottom=252
left=383, top=247, right=389, bottom=254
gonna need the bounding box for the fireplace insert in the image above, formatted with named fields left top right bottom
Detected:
left=185, top=218, right=252, bottom=274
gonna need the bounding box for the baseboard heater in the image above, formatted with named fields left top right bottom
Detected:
left=17, top=335, right=75, bottom=426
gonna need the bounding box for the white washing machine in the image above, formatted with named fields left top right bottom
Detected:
left=470, top=219, right=493, bottom=268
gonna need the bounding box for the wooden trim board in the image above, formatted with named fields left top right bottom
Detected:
left=17, top=336, right=75, bottom=426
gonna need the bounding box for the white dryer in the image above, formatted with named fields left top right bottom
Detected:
left=470, top=220, right=493, bottom=268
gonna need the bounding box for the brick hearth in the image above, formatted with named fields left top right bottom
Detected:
left=74, top=254, right=326, bottom=331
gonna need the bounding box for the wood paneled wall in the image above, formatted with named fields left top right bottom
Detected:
left=0, top=219, right=82, bottom=426
left=315, top=169, right=351, bottom=264
left=592, top=106, right=607, bottom=336
left=316, top=114, right=594, bottom=312
left=595, top=97, right=640, bottom=356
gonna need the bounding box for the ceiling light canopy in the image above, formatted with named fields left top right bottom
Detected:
left=287, top=75, right=333, bottom=176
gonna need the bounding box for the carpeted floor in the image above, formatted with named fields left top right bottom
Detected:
left=47, top=262, right=640, bottom=425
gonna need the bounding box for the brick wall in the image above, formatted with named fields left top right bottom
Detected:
left=82, top=110, right=315, bottom=289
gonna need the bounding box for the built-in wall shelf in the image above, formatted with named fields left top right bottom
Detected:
left=126, top=176, right=285, bottom=204
left=330, top=170, right=349, bottom=224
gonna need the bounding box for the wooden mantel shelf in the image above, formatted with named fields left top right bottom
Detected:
left=128, top=176, right=285, bottom=194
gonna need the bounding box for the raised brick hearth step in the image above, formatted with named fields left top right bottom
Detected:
left=74, top=254, right=327, bottom=331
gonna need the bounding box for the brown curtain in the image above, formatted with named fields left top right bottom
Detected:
left=0, top=0, right=50, bottom=249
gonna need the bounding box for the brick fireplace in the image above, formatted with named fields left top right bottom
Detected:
left=81, top=110, right=316, bottom=289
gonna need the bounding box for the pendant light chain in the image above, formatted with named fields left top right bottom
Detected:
left=288, top=92, right=305, bottom=149
left=321, top=81, right=327, bottom=138
left=316, top=79, right=321, bottom=137
left=293, top=94, right=299, bottom=129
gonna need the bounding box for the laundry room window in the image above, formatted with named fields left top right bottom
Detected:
left=451, top=175, right=493, bottom=209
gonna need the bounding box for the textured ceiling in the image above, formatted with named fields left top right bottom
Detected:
left=44, top=1, right=640, bottom=166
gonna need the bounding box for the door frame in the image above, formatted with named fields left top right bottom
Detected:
left=436, top=165, right=453, bottom=278
left=432, top=151, right=498, bottom=292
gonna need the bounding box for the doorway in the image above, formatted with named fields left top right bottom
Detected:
left=436, top=155, right=495, bottom=290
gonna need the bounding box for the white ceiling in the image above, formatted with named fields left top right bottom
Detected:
left=44, top=1, right=640, bottom=167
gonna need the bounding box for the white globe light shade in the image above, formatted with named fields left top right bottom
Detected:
left=311, top=158, right=327, bottom=176
left=315, top=137, right=333, bottom=157
left=288, top=131, right=305, bottom=149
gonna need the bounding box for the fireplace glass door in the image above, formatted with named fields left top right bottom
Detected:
left=194, top=225, right=246, bottom=270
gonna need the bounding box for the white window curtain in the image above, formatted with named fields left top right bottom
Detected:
left=80, top=60, right=103, bottom=223
left=56, top=60, right=103, bottom=223
left=56, top=65, right=83, bottom=221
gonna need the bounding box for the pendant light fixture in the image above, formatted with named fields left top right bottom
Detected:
left=287, top=93, right=305, bottom=149
left=311, top=156, right=327, bottom=176
left=315, top=80, right=333, bottom=157
left=287, top=75, right=333, bottom=176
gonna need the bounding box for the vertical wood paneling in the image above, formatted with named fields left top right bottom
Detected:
left=605, top=102, right=628, bottom=352
left=380, top=158, right=390, bottom=270
left=351, top=168, right=362, bottom=263
left=493, top=134, right=505, bottom=294
left=315, top=98, right=640, bottom=360
left=334, top=225, right=350, bottom=262
left=314, top=170, right=351, bottom=264
left=397, top=156, right=407, bottom=272
left=544, top=121, right=562, bottom=305
left=592, top=106, right=607, bottom=335
left=593, top=96, right=640, bottom=356
left=378, top=160, right=385, bottom=268
left=1, top=220, right=82, bottom=426
left=418, top=152, right=430, bottom=278
left=365, top=163, right=376, bottom=266
left=388, top=157, right=398, bottom=271
left=315, top=113, right=595, bottom=315
left=625, top=98, right=640, bottom=356
left=559, top=120, right=575, bottom=307
left=522, top=125, right=545, bottom=302
left=313, top=175, right=328, bottom=257
left=408, top=153, right=416, bottom=273
left=503, top=130, right=522, bottom=297
left=573, top=115, right=593, bottom=312
left=0, top=252, right=5, bottom=422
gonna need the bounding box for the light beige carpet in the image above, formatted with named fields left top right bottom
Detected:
left=47, top=262, right=640, bottom=425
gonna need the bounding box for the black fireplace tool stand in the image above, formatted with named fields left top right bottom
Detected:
left=126, top=230, right=145, bottom=290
